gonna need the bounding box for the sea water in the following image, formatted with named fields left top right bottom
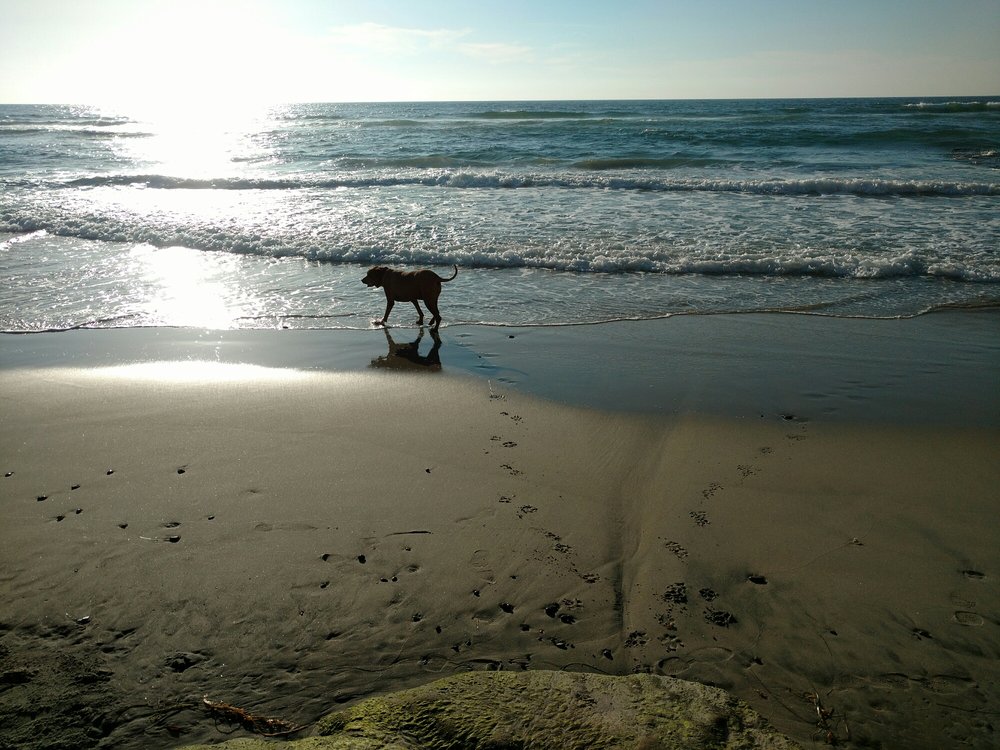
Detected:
left=1, top=98, right=997, bottom=331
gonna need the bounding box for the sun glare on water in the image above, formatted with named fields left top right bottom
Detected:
left=130, top=244, right=248, bottom=329
left=121, top=100, right=274, bottom=177
left=89, top=1, right=289, bottom=176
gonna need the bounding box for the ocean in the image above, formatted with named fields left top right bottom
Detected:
left=1, top=97, right=998, bottom=332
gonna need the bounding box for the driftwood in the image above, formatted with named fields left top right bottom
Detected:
left=201, top=696, right=309, bottom=737
left=805, top=691, right=849, bottom=746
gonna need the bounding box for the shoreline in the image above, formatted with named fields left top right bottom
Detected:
left=2, top=308, right=998, bottom=426
left=1, top=311, right=998, bottom=749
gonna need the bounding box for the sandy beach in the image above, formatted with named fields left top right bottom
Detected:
left=1, top=311, right=998, bottom=749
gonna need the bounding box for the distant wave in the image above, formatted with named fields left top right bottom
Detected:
left=904, top=100, right=1000, bottom=112
left=358, top=119, right=426, bottom=128
left=0, top=125, right=151, bottom=138
left=469, top=110, right=594, bottom=120
left=49, top=173, right=1000, bottom=197
left=335, top=155, right=492, bottom=169
left=572, top=156, right=725, bottom=170
left=951, top=148, right=1000, bottom=168
left=275, top=113, right=346, bottom=122
left=0, top=116, right=132, bottom=128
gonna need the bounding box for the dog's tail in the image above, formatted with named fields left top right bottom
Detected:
left=441, top=264, right=459, bottom=282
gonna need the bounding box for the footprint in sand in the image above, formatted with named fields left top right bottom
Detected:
left=701, top=483, right=722, bottom=500
left=924, top=675, right=976, bottom=694
left=871, top=673, right=911, bottom=690
left=470, top=549, right=496, bottom=584
left=661, top=539, right=688, bottom=560
left=689, top=510, right=709, bottom=527
left=704, top=608, right=738, bottom=627
left=699, top=587, right=718, bottom=602
left=662, top=582, right=688, bottom=605
left=953, top=611, right=984, bottom=627
left=624, top=630, right=648, bottom=648
left=950, top=592, right=976, bottom=609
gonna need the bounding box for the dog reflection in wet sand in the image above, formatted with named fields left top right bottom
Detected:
left=361, top=264, right=458, bottom=328
left=370, top=327, right=442, bottom=371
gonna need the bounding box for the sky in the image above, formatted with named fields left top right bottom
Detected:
left=1, top=0, right=998, bottom=105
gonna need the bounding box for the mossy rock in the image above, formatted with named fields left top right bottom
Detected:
left=181, top=670, right=801, bottom=749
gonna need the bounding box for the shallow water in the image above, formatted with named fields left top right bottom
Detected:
left=1, top=98, right=998, bottom=331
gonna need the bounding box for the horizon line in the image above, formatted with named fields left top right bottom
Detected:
left=1, top=93, right=999, bottom=107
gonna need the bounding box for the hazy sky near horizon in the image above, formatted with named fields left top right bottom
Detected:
left=2, top=0, right=998, bottom=105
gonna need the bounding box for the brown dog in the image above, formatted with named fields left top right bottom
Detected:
left=361, top=264, right=458, bottom=328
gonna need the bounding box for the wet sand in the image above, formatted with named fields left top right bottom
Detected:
left=1, top=312, right=998, bottom=749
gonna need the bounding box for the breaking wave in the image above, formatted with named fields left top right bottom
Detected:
left=2, top=213, right=997, bottom=283
left=41, top=173, right=999, bottom=197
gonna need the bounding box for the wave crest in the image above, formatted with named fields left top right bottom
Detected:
left=469, top=110, right=593, bottom=120
left=46, top=173, right=1000, bottom=197
left=2, top=215, right=996, bottom=283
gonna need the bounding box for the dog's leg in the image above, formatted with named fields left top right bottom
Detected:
left=425, top=298, right=442, bottom=328
left=381, top=297, right=394, bottom=325
left=412, top=301, right=424, bottom=325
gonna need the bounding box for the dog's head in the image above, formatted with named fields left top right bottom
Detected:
left=361, top=266, right=388, bottom=288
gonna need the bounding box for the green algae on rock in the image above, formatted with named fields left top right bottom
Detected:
left=179, top=670, right=801, bottom=749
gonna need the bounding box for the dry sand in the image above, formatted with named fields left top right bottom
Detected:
left=1, top=316, right=999, bottom=749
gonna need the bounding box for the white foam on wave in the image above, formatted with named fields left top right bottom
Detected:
left=0, top=228, right=48, bottom=250
left=45, top=172, right=1000, bottom=197
left=904, top=100, right=1000, bottom=109
left=3, top=210, right=996, bottom=283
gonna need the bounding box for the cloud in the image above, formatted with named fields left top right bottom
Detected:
left=327, top=22, right=469, bottom=55
left=327, top=22, right=533, bottom=65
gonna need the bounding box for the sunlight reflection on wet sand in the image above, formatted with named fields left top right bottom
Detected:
left=79, top=360, right=317, bottom=383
